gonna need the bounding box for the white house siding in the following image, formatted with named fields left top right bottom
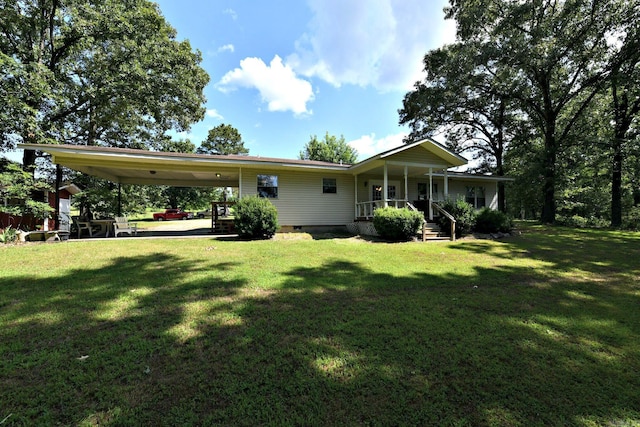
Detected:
left=240, top=169, right=355, bottom=226
left=387, top=146, right=448, bottom=165
left=445, top=179, right=498, bottom=209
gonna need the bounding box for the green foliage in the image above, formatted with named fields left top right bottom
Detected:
left=0, top=225, right=18, bottom=244
left=556, top=215, right=610, bottom=229
left=474, top=207, right=513, bottom=233
left=299, top=132, right=358, bottom=164
left=197, top=124, right=248, bottom=155
left=431, top=0, right=640, bottom=224
left=234, top=196, right=279, bottom=239
left=622, top=207, right=640, bottom=230
left=372, top=207, right=424, bottom=241
left=436, top=198, right=476, bottom=238
left=0, top=0, right=209, bottom=164
left=0, top=162, right=53, bottom=224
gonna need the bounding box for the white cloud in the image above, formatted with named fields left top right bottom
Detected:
left=348, top=132, right=407, bottom=160
left=217, top=44, right=235, bottom=54
left=206, top=109, right=223, bottom=120
left=223, top=8, right=237, bottom=21
left=288, top=0, right=456, bottom=91
left=216, top=55, right=315, bottom=116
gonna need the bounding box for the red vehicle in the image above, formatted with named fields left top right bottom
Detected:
left=152, top=209, right=193, bottom=221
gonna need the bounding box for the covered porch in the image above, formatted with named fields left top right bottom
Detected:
left=350, top=140, right=468, bottom=221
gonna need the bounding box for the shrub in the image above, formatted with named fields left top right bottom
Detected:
left=0, top=226, right=18, bottom=244
left=556, top=215, right=609, bottom=229
left=622, top=206, right=640, bottom=230
left=474, top=207, right=513, bottom=233
left=373, top=207, right=424, bottom=241
left=234, top=196, right=279, bottom=239
left=435, top=198, right=476, bottom=238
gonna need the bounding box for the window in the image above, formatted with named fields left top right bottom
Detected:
left=257, top=174, right=278, bottom=198
left=465, top=186, right=486, bottom=208
left=322, top=178, right=337, bottom=194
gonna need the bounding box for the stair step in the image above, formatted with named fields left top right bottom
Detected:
left=422, top=222, right=450, bottom=241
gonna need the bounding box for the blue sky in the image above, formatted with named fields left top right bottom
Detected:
left=4, top=0, right=456, bottom=163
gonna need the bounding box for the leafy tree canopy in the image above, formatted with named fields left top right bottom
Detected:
left=299, top=132, right=357, bottom=164
left=403, top=0, right=639, bottom=224
left=0, top=161, right=53, bottom=223
left=0, top=0, right=209, bottom=167
left=197, top=124, right=248, bottom=155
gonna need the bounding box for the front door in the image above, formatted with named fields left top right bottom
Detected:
left=371, top=181, right=399, bottom=201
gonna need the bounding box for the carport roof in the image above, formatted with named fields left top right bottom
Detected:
left=19, top=144, right=351, bottom=187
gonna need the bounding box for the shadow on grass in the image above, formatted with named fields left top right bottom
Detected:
left=1, top=232, right=640, bottom=425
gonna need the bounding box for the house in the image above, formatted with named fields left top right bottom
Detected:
left=18, top=139, right=512, bottom=233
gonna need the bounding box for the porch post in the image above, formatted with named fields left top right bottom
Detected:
left=383, top=162, right=388, bottom=207
left=238, top=168, right=243, bottom=198
left=117, top=183, right=122, bottom=217
left=354, top=174, right=358, bottom=218
left=428, top=168, right=433, bottom=220
left=404, top=165, right=408, bottom=205
left=444, top=169, right=449, bottom=199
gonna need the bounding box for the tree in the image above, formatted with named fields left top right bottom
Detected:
left=0, top=0, right=209, bottom=170
left=299, top=132, right=358, bottom=164
left=445, top=0, right=619, bottom=223
left=197, top=124, right=248, bottom=155
left=0, top=161, right=53, bottom=227
left=399, top=41, right=523, bottom=212
left=606, top=4, right=640, bottom=226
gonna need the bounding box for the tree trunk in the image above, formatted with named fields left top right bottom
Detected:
left=22, top=149, right=37, bottom=174
left=541, top=131, right=557, bottom=224
left=611, top=139, right=623, bottom=227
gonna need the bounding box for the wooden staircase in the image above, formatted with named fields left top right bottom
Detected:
left=421, top=221, right=450, bottom=241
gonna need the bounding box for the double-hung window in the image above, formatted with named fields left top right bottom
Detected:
left=257, top=175, right=278, bottom=198
left=322, top=178, right=337, bottom=194
left=465, top=186, right=486, bottom=208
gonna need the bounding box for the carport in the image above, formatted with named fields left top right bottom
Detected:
left=18, top=144, right=248, bottom=235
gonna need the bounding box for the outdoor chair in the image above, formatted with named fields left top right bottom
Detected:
left=71, top=216, right=97, bottom=238
left=113, top=216, right=138, bottom=237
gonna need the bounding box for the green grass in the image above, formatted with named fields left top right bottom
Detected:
left=1, top=223, right=639, bottom=426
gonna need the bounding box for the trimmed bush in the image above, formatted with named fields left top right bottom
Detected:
left=234, top=196, right=279, bottom=239
left=474, top=207, right=513, bottom=233
left=435, top=198, right=476, bottom=238
left=373, top=207, right=424, bottom=241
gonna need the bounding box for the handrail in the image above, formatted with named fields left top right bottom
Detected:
left=431, top=201, right=456, bottom=241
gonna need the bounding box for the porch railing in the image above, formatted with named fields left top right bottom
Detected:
left=356, top=199, right=412, bottom=219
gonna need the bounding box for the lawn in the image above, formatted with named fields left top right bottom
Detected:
left=1, top=224, right=639, bottom=426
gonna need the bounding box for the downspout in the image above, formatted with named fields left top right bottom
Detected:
left=383, top=162, right=388, bottom=207
left=354, top=174, right=358, bottom=218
